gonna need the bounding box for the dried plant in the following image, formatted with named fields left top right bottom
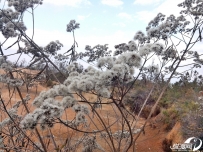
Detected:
left=0, top=0, right=202, bottom=151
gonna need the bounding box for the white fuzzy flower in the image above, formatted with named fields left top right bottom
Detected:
left=82, top=136, right=104, bottom=152
left=97, top=57, right=114, bottom=69
left=62, top=96, right=77, bottom=108
left=32, top=91, right=47, bottom=107
left=125, top=52, right=141, bottom=67
left=139, top=44, right=153, bottom=56
left=151, top=43, right=164, bottom=55
left=84, top=66, right=97, bottom=75
left=0, top=57, right=12, bottom=71
left=75, top=112, right=86, bottom=125
left=134, top=31, right=146, bottom=43
left=116, top=52, right=141, bottom=67
left=73, top=104, right=81, bottom=113
left=20, top=113, right=37, bottom=130
left=46, top=88, right=57, bottom=98
left=0, top=118, right=11, bottom=128
left=40, top=99, right=63, bottom=118
left=53, top=84, right=70, bottom=96
left=44, top=40, right=63, bottom=55
left=22, top=99, right=65, bottom=130
left=67, top=20, right=80, bottom=32
left=72, top=104, right=89, bottom=114
left=69, top=71, right=79, bottom=77
left=80, top=105, right=90, bottom=114
left=67, top=62, right=83, bottom=73
left=32, top=109, right=44, bottom=121
left=128, top=41, right=138, bottom=51
left=97, top=87, right=111, bottom=98
left=77, top=79, right=94, bottom=92
left=64, top=76, right=79, bottom=86
left=98, top=70, right=116, bottom=85
left=68, top=79, right=79, bottom=91
left=8, top=108, right=17, bottom=117
left=111, top=64, right=129, bottom=79
left=1, top=62, right=12, bottom=71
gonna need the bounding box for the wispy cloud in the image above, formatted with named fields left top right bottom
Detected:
left=134, top=0, right=162, bottom=5
left=45, top=0, right=91, bottom=7
left=77, top=14, right=90, bottom=21
left=112, top=22, right=126, bottom=27
left=118, top=12, right=133, bottom=20
left=135, top=11, right=155, bottom=23
left=101, top=0, right=123, bottom=7
left=25, top=28, right=131, bottom=54
left=135, top=0, right=183, bottom=23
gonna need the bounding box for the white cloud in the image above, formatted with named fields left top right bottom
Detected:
left=77, top=14, right=90, bottom=21
left=23, top=28, right=132, bottom=54
left=135, top=0, right=183, bottom=23
left=155, top=0, right=183, bottom=16
left=0, top=28, right=161, bottom=73
left=112, top=22, right=126, bottom=27
left=102, top=10, right=107, bottom=13
left=25, top=29, right=72, bottom=51
left=101, top=0, right=123, bottom=7
left=134, top=0, right=162, bottom=5
left=118, top=12, right=132, bottom=20
left=135, top=11, right=155, bottom=23
left=45, top=0, right=91, bottom=7
left=77, top=30, right=131, bottom=51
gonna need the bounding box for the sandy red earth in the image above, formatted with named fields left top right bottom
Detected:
left=0, top=69, right=183, bottom=152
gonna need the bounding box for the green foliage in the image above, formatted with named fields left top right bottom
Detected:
left=46, top=79, right=54, bottom=87
left=125, top=80, right=201, bottom=128
left=162, top=100, right=199, bottom=130
left=182, top=100, right=199, bottom=112
left=162, top=106, right=181, bottom=131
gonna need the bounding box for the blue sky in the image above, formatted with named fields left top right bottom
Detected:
left=0, top=0, right=202, bottom=81
left=1, top=0, right=199, bottom=62
left=19, top=0, right=184, bottom=53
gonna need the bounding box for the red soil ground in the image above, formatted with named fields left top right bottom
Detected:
left=0, top=69, right=183, bottom=152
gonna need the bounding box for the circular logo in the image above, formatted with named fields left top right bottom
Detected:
left=184, top=137, right=203, bottom=151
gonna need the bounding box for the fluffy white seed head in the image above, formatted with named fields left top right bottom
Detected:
left=62, top=96, right=77, bottom=108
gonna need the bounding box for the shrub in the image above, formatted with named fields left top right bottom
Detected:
left=0, top=0, right=203, bottom=151
left=46, top=79, right=54, bottom=87
left=124, top=89, right=160, bottom=118
left=162, top=107, right=180, bottom=131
